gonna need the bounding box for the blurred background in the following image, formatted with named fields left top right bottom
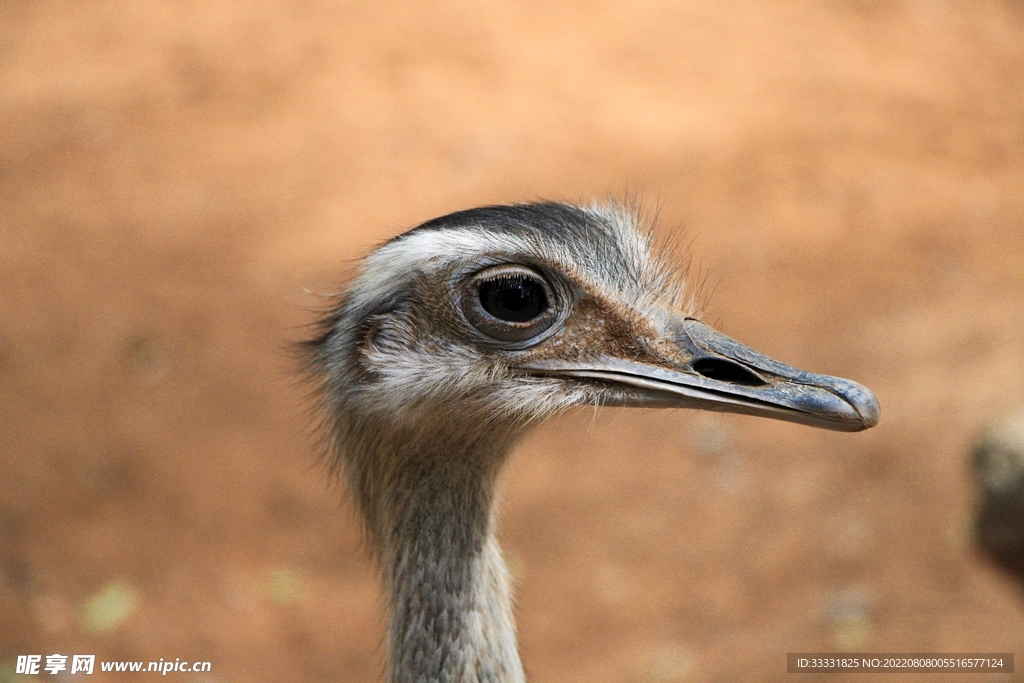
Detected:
left=2, top=1, right=1024, bottom=681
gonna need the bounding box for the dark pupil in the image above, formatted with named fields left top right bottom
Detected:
left=479, top=276, right=547, bottom=323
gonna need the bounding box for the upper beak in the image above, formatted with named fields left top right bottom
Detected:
left=518, top=317, right=880, bottom=432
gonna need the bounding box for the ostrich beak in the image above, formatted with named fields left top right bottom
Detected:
left=520, top=317, right=880, bottom=432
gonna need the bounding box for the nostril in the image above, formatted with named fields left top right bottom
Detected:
left=692, top=358, right=767, bottom=386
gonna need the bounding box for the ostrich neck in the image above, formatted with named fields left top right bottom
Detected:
left=356, top=430, right=525, bottom=683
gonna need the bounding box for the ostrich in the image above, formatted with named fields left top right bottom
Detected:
left=306, top=202, right=879, bottom=682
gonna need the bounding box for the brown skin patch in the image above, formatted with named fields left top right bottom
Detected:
left=514, top=295, right=673, bottom=368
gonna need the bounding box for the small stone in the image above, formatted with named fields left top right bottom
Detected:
left=80, top=581, right=141, bottom=633
left=266, top=568, right=304, bottom=604
left=828, top=586, right=875, bottom=650
left=123, top=335, right=170, bottom=383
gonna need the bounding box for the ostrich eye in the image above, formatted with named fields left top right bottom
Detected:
left=462, top=265, right=561, bottom=345
left=478, top=276, right=548, bottom=323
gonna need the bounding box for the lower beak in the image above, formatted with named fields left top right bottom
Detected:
left=519, top=318, right=880, bottom=432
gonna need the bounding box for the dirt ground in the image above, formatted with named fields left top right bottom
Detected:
left=2, top=1, right=1024, bottom=681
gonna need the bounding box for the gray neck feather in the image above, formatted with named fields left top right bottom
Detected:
left=348, top=427, right=526, bottom=683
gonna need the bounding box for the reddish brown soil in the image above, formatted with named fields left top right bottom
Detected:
left=2, top=1, right=1024, bottom=681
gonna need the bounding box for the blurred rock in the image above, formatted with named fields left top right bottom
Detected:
left=80, top=580, right=141, bottom=634
left=122, top=334, right=170, bottom=384
left=828, top=585, right=876, bottom=650
left=266, top=567, right=305, bottom=604
left=973, top=408, right=1024, bottom=578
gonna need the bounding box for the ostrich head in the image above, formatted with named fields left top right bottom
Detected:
left=307, top=202, right=879, bottom=682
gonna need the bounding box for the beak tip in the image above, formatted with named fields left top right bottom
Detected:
left=844, top=381, right=881, bottom=431
left=858, top=399, right=881, bottom=430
